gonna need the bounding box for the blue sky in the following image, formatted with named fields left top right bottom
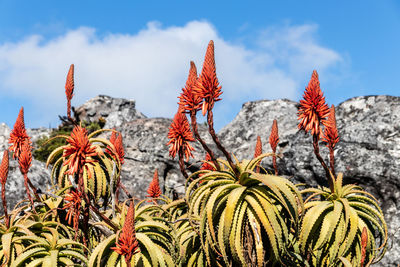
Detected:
left=0, top=1, right=399, bottom=130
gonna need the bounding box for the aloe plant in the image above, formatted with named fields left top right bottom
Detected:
left=299, top=173, right=387, bottom=266
left=186, top=154, right=303, bottom=266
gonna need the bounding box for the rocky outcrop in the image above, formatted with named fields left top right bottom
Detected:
left=75, top=95, right=146, bottom=128
left=0, top=94, right=398, bottom=265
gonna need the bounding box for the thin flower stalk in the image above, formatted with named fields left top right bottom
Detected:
left=322, top=105, right=339, bottom=176
left=0, top=150, right=9, bottom=228
left=179, top=61, right=220, bottom=170
left=65, top=64, right=75, bottom=121
left=112, top=201, right=140, bottom=267
left=269, top=119, right=280, bottom=175
left=254, top=136, right=262, bottom=173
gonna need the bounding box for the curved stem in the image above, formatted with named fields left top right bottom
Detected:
left=329, top=147, right=336, bottom=177
left=312, top=135, right=334, bottom=193
left=207, top=110, right=239, bottom=177
left=189, top=111, right=220, bottom=171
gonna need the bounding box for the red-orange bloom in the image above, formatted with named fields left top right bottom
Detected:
left=63, top=126, right=97, bottom=176
left=298, top=70, right=330, bottom=137
left=9, top=107, right=31, bottom=159
left=106, top=130, right=125, bottom=164
left=254, top=136, right=262, bottom=158
left=322, top=105, right=339, bottom=149
left=65, top=64, right=74, bottom=119
left=63, top=189, right=82, bottom=233
left=0, top=150, right=9, bottom=185
left=194, top=40, right=222, bottom=115
left=167, top=110, right=195, bottom=161
left=112, top=201, right=140, bottom=263
left=179, top=61, right=202, bottom=113
left=269, top=119, right=280, bottom=152
left=360, top=227, right=368, bottom=267
left=147, top=169, right=162, bottom=198
left=200, top=153, right=214, bottom=172
left=18, top=141, right=32, bottom=175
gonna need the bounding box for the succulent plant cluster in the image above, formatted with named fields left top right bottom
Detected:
left=0, top=41, right=387, bottom=267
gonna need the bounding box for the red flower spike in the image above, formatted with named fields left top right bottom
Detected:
left=65, top=64, right=74, bottom=119
left=254, top=136, right=262, bottom=158
left=63, top=189, right=82, bottom=235
left=200, top=153, right=215, bottom=172
left=298, top=70, right=330, bottom=137
left=18, top=141, right=32, bottom=175
left=322, top=105, right=339, bottom=149
left=112, top=201, right=140, bottom=264
left=166, top=110, right=195, bottom=161
left=147, top=169, right=162, bottom=199
left=0, top=151, right=9, bottom=185
left=179, top=61, right=202, bottom=113
left=194, top=40, right=223, bottom=116
left=9, top=107, right=31, bottom=159
left=63, top=126, right=97, bottom=176
left=106, top=130, right=125, bottom=165
left=360, top=227, right=368, bottom=267
left=269, top=119, right=280, bottom=152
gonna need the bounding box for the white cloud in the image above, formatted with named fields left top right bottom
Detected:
left=0, top=20, right=343, bottom=128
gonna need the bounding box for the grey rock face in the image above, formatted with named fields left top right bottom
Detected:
left=75, top=95, right=146, bottom=128
left=219, top=95, right=400, bottom=266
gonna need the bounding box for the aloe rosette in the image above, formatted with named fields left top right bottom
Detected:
left=299, top=173, right=387, bottom=266
left=185, top=153, right=303, bottom=266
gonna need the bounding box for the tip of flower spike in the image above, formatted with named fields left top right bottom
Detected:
left=0, top=150, right=9, bottom=185
left=254, top=136, right=262, bottom=158
left=322, top=105, right=339, bottom=148
left=18, top=141, right=32, bottom=175
left=9, top=107, right=30, bottom=159
left=179, top=61, right=202, bottom=114
left=147, top=169, right=161, bottom=199
left=269, top=119, right=279, bottom=152
left=65, top=64, right=75, bottom=99
left=297, top=70, right=329, bottom=137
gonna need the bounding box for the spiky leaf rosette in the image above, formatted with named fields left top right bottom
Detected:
left=185, top=154, right=303, bottom=266
left=46, top=127, right=120, bottom=205
left=179, top=61, right=202, bottom=113
left=298, top=70, right=330, bottom=137
left=89, top=200, right=174, bottom=266
left=9, top=107, right=31, bottom=159
left=194, top=40, right=223, bottom=115
left=299, top=173, right=387, bottom=266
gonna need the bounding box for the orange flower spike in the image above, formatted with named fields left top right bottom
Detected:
left=63, top=189, right=82, bottom=235
left=254, top=136, right=262, bottom=158
left=18, top=141, right=32, bottom=175
left=65, top=64, right=74, bottom=119
left=269, top=119, right=280, bottom=153
left=179, top=61, right=202, bottom=113
left=147, top=169, right=162, bottom=199
left=112, top=201, right=140, bottom=264
left=114, top=133, right=125, bottom=164
left=166, top=110, right=195, bottom=161
left=360, top=227, right=368, bottom=267
left=194, top=40, right=223, bottom=116
left=0, top=150, right=9, bottom=185
left=298, top=70, right=330, bottom=137
left=200, top=153, right=215, bottom=172
left=9, top=107, right=31, bottom=159
left=322, top=105, right=339, bottom=148
left=63, top=126, right=97, bottom=176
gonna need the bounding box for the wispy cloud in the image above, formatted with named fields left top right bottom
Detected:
left=0, top=20, right=343, bottom=128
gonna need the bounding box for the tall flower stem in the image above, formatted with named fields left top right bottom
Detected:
left=1, top=184, right=9, bottom=228
left=272, top=155, right=278, bottom=175
left=312, top=135, right=334, bottom=192
left=328, top=147, right=336, bottom=177
left=27, top=179, right=40, bottom=201
left=190, top=111, right=220, bottom=171
left=207, top=110, right=239, bottom=177
left=178, top=149, right=189, bottom=179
